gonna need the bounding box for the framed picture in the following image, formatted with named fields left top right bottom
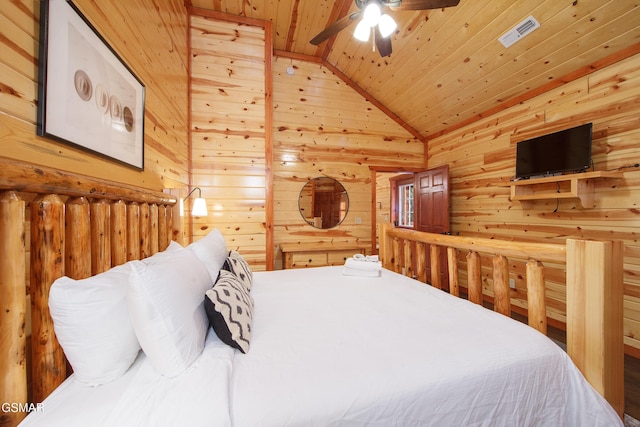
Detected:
left=37, top=0, right=145, bottom=170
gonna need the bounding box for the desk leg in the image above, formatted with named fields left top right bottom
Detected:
left=284, top=252, right=293, bottom=269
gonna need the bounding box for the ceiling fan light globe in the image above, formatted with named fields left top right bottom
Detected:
left=354, top=20, right=371, bottom=42
left=378, top=14, right=397, bottom=38
left=362, top=3, right=381, bottom=27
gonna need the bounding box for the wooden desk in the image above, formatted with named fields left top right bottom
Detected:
left=280, top=242, right=369, bottom=269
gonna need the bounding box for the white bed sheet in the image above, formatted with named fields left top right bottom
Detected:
left=20, top=329, right=234, bottom=427
left=21, top=266, right=622, bottom=427
left=231, top=266, right=622, bottom=427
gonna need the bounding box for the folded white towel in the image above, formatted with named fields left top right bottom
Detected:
left=342, top=266, right=381, bottom=277
left=352, top=254, right=379, bottom=262
left=344, top=257, right=382, bottom=271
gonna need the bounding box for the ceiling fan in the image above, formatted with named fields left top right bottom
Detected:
left=310, top=0, right=461, bottom=57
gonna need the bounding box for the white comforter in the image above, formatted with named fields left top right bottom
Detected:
left=21, top=266, right=622, bottom=426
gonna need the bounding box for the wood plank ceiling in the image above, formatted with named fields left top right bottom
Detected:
left=188, top=0, right=640, bottom=140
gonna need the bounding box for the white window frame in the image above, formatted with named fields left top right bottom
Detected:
left=398, top=182, right=414, bottom=227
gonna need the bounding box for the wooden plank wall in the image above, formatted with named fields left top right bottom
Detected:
left=0, top=0, right=190, bottom=201
left=0, top=0, right=189, bottom=244
left=427, top=53, right=640, bottom=355
left=189, top=14, right=268, bottom=270
left=188, top=14, right=424, bottom=270
left=272, top=58, right=424, bottom=268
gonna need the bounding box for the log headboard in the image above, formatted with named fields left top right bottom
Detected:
left=0, top=158, right=179, bottom=427
left=378, top=222, right=624, bottom=418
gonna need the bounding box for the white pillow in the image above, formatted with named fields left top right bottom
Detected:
left=145, top=240, right=183, bottom=262
left=187, top=228, right=228, bottom=282
left=49, top=263, right=140, bottom=386
left=127, top=246, right=212, bottom=377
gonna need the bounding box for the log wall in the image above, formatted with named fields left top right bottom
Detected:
left=0, top=0, right=190, bottom=194
left=1, top=3, right=189, bottom=422
left=189, top=12, right=269, bottom=270
left=427, top=53, right=640, bottom=355
left=188, top=12, right=425, bottom=270
left=271, top=58, right=424, bottom=268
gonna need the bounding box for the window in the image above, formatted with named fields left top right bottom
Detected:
left=389, top=173, right=415, bottom=229
left=398, top=182, right=414, bottom=227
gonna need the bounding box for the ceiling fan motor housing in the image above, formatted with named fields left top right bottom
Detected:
left=356, top=0, right=402, bottom=8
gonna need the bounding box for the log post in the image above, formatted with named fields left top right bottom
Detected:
left=466, top=251, right=482, bottom=305
left=526, top=260, right=547, bottom=334
left=139, top=203, right=151, bottom=259
left=90, top=199, right=111, bottom=275
left=110, top=200, right=127, bottom=267
left=65, top=197, right=91, bottom=279
left=430, top=245, right=442, bottom=290
left=30, top=194, right=66, bottom=403
left=0, top=192, right=27, bottom=427
left=149, top=203, right=159, bottom=255
left=392, top=237, right=402, bottom=274
left=127, top=202, right=141, bottom=261
left=379, top=223, right=391, bottom=269
left=166, top=203, right=175, bottom=246
left=158, top=204, right=168, bottom=251
left=566, top=239, right=624, bottom=419
left=447, top=247, right=459, bottom=297
left=403, top=239, right=412, bottom=278
left=416, top=242, right=427, bottom=283
left=492, top=255, right=510, bottom=317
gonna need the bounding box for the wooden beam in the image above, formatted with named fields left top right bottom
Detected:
left=316, top=0, right=353, bottom=61
left=0, top=157, right=176, bottom=205
left=30, top=194, right=66, bottom=402
left=566, top=238, right=624, bottom=419
left=0, top=191, right=27, bottom=427
left=265, top=19, right=275, bottom=271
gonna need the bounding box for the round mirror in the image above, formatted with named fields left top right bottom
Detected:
left=298, top=177, right=349, bottom=229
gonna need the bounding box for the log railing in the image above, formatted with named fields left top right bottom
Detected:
left=0, top=158, right=178, bottom=427
left=378, top=223, right=624, bottom=419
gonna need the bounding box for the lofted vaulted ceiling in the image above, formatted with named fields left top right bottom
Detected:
left=189, top=0, right=640, bottom=140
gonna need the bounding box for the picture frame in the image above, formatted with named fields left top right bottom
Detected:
left=37, top=0, right=145, bottom=170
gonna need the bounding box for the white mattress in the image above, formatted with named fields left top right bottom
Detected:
left=21, top=266, right=622, bottom=426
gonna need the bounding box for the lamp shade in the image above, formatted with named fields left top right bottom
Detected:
left=378, top=14, right=397, bottom=38
left=354, top=20, right=371, bottom=42
left=191, top=197, right=208, bottom=217
left=362, top=2, right=381, bottom=27
left=184, top=187, right=208, bottom=217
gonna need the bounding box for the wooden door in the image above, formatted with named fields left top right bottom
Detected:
left=313, top=192, right=333, bottom=228
left=415, top=164, right=450, bottom=234
left=415, top=165, right=450, bottom=288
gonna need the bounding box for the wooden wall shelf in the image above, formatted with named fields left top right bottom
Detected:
left=496, top=171, right=623, bottom=209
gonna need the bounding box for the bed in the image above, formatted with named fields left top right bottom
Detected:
left=0, top=158, right=624, bottom=426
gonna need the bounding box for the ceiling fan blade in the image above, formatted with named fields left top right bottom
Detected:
left=310, top=11, right=361, bottom=45
left=375, top=27, right=393, bottom=57
left=393, top=0, right=460, bottom=11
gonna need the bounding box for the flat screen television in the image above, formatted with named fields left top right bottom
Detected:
left=515, top=123, right=593, bottom=179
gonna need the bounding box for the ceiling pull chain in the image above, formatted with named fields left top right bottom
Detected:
left=372, top=27, right=376, bottom=52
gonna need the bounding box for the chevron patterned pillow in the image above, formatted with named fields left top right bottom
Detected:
left=204, top=270, right=253, bottom=353
left=221, top=250, right=253, bottom=291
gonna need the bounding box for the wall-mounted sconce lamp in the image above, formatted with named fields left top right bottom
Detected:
left=184, top=187, right=208, bottom=217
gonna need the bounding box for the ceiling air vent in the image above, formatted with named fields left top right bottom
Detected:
left=498, top=16, right=540, bottom=48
